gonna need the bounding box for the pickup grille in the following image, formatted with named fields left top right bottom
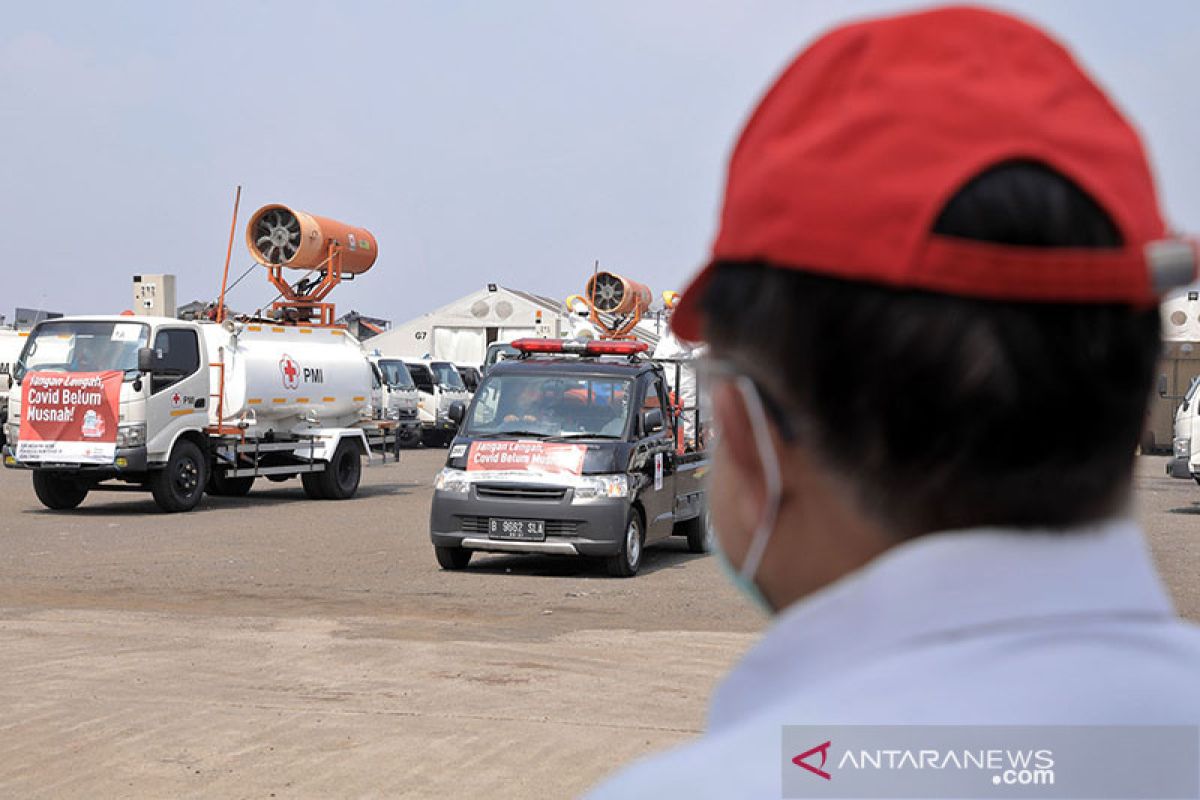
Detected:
left=475, top=484, right=568, bottom=501
left=458, top=516, right=579, bottom=536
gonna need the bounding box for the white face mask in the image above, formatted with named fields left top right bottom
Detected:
left=712, top=375, right=783, bottom=613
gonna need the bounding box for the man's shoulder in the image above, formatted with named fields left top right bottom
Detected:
left=585, top=617, right=1200, bottom=799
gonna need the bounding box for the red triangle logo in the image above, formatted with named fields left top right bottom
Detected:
left=792, top=740, right=832, bottom=780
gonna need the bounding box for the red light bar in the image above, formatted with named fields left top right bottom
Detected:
left=510, top=338, right=649, bottom=357
left=511, top=338, right=565, bottom=353
left=585, top=340, right=648, bottom=355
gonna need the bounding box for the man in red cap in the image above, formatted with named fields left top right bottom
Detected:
left=588, top=6, right=1200, bottom=798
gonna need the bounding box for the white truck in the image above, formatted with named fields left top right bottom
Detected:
left=369, top=355, right=422, bottom=447
left=1168, top=376, right=1200, bottom=482
left=0, top=328, right=29, bottom=446
left=404, top=359, right=470, bottom=447
left=3, top=315, right=396, bottom=512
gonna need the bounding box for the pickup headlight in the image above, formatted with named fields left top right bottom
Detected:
left=4, top=422, right=18, bottom=444
left=116, top=423, right=146, bottom=448
left=572, top=474, right=629, bottom=502
left=434, top=467, right=470, bottom=494
left=1175, top=437, right=1191, bottom=459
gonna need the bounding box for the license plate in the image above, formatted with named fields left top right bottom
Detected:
left=489, top=518, right=546, bottom=541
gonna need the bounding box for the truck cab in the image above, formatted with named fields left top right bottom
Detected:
left=429, top=338, right=710, bottom=577
left=1168, top=375, right=1200, bottom=481
left=373, top=356, right=422, bottom=447
left=405, top=359, right=470, bottom=447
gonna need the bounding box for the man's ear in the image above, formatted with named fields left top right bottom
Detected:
left=712, top=381, right=768, bottom=508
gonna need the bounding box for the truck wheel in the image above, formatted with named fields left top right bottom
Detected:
left=301, top=471, right=327, bottom=500
left=32, top=472, right=88, bottom=510
left=435, top=545, right=472, bottom=570
left=207, top=471, right=254, bottom=497
left=682, top=508, right=715, bottom=554
left=316, top=440, right=362, bottom=500
left=150, top=439, right=207, bottom=513
left=605, top=511, right=644, bottom=578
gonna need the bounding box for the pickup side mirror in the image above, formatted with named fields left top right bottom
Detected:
left=1158, top=374, right=1170, bottom=398
left=642, top=408, right=664, bottom=435
left=448, top=401, right=466, bottom=425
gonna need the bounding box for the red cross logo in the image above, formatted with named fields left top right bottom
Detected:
left=171, top=391, right=182, bottom=408
left=793, top=741, right=832, bottom=780
left=280, top=355, right=300, bottom=389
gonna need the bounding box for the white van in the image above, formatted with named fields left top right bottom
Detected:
left=404, top=359, right=470, bottom=447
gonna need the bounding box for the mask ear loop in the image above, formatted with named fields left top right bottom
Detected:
left=734, top=375, right=782, bottom=581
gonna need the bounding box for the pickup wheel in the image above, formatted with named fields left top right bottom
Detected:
left=682, top=507, right=715, bottom=554
left=315, top=440, right=362, bottom=500
left=605, top=511, right=644, bottom=578
left=150, top=439, right=207, bottom=513
left=207, top=471, right=254, bottom=497
left=435, top=545, right=472, bottom=570
left=32, top=472, right=88, bottom=510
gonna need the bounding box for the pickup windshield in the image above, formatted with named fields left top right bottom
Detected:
left=14, top=320, right=150, bottom=383
left=379, top=359, right=416, bottom=390
left=464, top=374, right=632, bottom=438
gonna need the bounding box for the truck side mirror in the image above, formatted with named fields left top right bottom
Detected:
left=642, top=408, right=664, bottom=435
left=448, top=401, right=465, bottom=425
left=137, top=346, right=158, bottom=373
left=1158, top=374, right=1169, bottom=398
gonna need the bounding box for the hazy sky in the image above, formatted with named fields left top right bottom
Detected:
left=1, top=1, right=1196, bottom=323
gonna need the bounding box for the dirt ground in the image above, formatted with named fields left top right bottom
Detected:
left=0, top=452, right=1196, bottom=798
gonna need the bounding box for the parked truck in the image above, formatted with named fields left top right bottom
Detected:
left=370, top=354, right=422, bottom=447
left=0, top=328, right=29, bottom=447
left=405, top=359, right=470, bottom=447
left=429, top=337, right=710, bottom=577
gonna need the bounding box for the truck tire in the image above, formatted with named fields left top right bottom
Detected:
left=435, top=545, right=472, bottom=570
left=32, top=472, right=88, bottom=510
left=301, top=471, right=327, bottom=500
left=315, top=440, right=362, bottom=500
left=681, top=508, right=715, bottom=554
left=150, top=439, right=207, bottom=513
left=208, top=471, right=254, bottom=497
left=605, top=511, right=644, bottom=578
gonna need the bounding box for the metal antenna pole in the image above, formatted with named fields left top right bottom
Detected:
left=216, top=185, right=242, bottom=323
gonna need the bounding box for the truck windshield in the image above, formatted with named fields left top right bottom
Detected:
left=14, top=321, right=150, bottom=383
left=379, top=359, right=416, bottom=389
left=432, top=362, right=466, bottom=390
left=464, top=374, right=632, bottom=438
left=484, top=343, right=519, bottom=371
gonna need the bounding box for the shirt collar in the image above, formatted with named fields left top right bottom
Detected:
left=708, top=517, right=1174, bottom=729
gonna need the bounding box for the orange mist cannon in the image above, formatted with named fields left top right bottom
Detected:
left=575, top=271, right=652, bottom=339
left=246, top=204, right=378, bottom=325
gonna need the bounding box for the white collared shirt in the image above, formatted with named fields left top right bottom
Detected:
left=585, top=518, right=1200, bottom=799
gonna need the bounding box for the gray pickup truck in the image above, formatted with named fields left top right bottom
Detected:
left=429, top=339, right=710, bottom=577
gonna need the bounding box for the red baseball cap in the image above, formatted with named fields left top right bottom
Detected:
left=672, top=5, right=1197, bottom=342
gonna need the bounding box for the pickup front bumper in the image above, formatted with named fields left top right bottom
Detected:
left=430, top=487, right=629, bottom=557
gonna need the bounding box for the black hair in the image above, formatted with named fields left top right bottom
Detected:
left=702, top=160, right=1160, bottom=537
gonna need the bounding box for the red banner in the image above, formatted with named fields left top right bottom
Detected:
left=466, top=440, right=587, bottom=476
left=17, top=371, right=123, bottom=464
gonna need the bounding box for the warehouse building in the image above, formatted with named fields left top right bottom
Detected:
left=370, top=284, right=665, bottom=365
